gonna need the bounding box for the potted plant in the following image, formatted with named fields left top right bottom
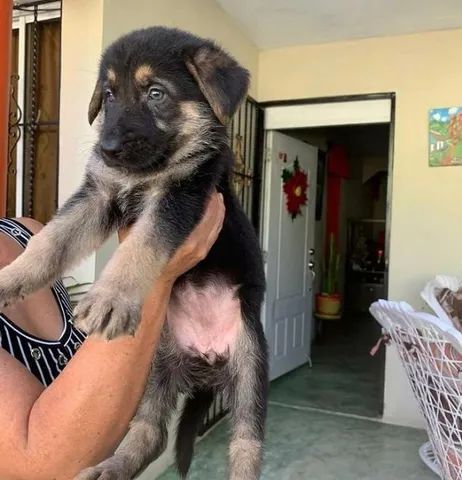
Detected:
left=315, top=233, right=342, bottom=316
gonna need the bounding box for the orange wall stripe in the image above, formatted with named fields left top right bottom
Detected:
left=0, top=1, right=12, bottom=217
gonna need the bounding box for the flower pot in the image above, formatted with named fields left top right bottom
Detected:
left=315, top=293, right=341, bottom=316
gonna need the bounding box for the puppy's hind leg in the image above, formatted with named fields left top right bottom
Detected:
left=75, top=367, right=177, bottom=480
left=228, top=319, right=269, bottom=480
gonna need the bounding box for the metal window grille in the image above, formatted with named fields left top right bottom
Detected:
left=229, top=97, right=264, bottom=232
left=8, top=0, right=61, bottom=222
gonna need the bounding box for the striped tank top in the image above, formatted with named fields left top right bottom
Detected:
left=0, top=218, right=86, bottom=386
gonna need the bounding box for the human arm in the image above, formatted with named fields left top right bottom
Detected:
left=0, top=192, right=224, bottom=480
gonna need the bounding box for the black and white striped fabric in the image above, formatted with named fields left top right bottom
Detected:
left=0, top=218, right=86, bottom=386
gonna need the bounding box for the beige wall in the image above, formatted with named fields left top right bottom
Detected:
left=59, top=0, right=104, bottom=282
left=259, top=29, right=462, bottom=427
left=60, top=0, right=103, bottom=202
left=102, top=0, right=259, bottom=97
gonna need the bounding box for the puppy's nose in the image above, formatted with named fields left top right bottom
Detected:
left=100, top=137, right=122, bottom=157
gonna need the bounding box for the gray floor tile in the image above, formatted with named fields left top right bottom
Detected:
left=159, top=405, right=436, bottom=479
left=270, top=315, right=385, bottom=418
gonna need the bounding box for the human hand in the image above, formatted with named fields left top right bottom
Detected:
left=158, top=191, right=225, bottom=284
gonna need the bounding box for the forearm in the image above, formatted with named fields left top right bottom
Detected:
left=0, top=193, right=224, bottom=480
left=20, top=279, right=172, bottom=480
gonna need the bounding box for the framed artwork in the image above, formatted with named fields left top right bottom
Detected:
left=429, top=107, right=462, bottom=167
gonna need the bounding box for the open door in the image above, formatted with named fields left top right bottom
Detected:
left=262, top=131, right=318, bottom=380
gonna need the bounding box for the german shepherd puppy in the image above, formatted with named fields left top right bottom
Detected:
left=0, top=27, right=268, bottom=479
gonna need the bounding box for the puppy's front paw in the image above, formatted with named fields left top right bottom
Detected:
left=0, top=268, right=27, bottom=308
left=74, top=284, right=141, bottom=340
left=75, top=458, right=130, bottom=480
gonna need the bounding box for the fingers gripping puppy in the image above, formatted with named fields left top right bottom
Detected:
left=0, top=27, right=268, bottom=480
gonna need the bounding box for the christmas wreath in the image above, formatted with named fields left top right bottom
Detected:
left=281, top=157, right=308, bottom=220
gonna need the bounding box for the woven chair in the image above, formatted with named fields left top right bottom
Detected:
left=370, top=297, right=462, bottom=479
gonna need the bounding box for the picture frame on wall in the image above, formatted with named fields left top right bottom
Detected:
left=429, top=106, right=462, bottom=167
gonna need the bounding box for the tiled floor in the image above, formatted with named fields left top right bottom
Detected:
left=159, top=316, right=434, bottom=479
left=270, top=314, right=385, bottom=417
left=159, top=405, right=435, bottom=479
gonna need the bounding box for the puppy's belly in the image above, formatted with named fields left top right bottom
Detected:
left=167, top=279, right=241, bottom=361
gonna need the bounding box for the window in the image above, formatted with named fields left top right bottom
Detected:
left=8, top=1, right=61, bottom=223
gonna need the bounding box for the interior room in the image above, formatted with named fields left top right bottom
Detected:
left=269, top=123, right=390, bottom=418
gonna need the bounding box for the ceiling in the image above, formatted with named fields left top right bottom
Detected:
left=286, top=124, right=390, bottom=158
left=216, top=0, right=462, bottom=49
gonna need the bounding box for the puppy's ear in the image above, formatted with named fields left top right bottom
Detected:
left=88, top=81, right=103, bottom=125
left=185, top=45, right=249, bottom=125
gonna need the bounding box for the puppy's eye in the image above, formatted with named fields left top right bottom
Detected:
left=105, top=89, right=115, bottom=102
left=148, top=87, right=165, bottom=102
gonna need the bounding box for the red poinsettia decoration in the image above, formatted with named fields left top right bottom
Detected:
left=281, top=157, right=309, bottom=220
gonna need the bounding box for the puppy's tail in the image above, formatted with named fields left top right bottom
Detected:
left=175, top=389, right=214, bottom=478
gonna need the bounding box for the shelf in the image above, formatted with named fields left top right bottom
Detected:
left=351, top=270, right=385, bottom=275
left=349, top=218, right=386, bottom=224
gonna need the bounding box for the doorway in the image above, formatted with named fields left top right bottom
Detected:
left=261, top=95, right=394, bottom=418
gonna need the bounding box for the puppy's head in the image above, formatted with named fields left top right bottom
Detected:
left=89, top=27, right=249, bottom=172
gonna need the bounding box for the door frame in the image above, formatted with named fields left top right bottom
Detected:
left=259, top=92, right=396, bottom=302
left=258, top=92, right=395, bottom=415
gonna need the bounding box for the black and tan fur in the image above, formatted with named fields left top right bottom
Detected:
left=0, top=27, right=268, bottom=479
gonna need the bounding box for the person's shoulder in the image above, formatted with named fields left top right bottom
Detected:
left=0, top=217, right=43, bottom=266
left=13, top=217, right=44, bottom=234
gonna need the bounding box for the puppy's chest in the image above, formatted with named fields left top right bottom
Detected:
left=110, top=181, right=161, bottom=223
left=115, top=186, right=150, bottom=218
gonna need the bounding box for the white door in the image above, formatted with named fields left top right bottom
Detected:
left=262, top=131, right=318, bottom=380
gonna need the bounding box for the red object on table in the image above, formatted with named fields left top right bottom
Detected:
left=0, top=1, right=13, bottom=216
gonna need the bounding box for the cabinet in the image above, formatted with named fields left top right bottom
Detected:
left=346, top=219, right=386, bottom=313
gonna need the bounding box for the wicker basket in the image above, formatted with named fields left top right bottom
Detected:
left=370, top=283, right=462, bottom=480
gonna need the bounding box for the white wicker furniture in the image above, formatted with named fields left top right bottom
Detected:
left=370, top=293, right=462, bottom=480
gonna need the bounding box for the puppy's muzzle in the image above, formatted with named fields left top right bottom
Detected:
left=100, top=136, right=123, bottom=158
left=100, top=129, right=146, bottom=165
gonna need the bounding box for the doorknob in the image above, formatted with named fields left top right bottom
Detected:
left=309, top=248, right=315, bottom=256
left=308, top=261, right=315, bottom=269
